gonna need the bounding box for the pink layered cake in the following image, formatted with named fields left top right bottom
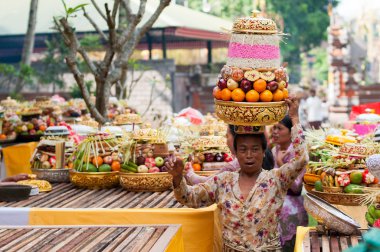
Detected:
left=226, top=11, right=281, bottom=69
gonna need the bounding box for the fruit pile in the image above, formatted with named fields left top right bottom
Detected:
left=366, top=203, right=380, bottom=228
left=72, top=134, right=123, bottom=173
left=15, top=119, right=47, bottom=136
left=313, top=169, right=379, bottom=194
left=191, top=152, right=233, bottom=171
left=121, top=142, right=169, bottom=174
left=213, top=66, right=289, bottom=102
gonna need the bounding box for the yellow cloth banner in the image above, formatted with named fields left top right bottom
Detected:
left=29, top=205, right=221, bottom=252
left=3, top=142, right=37, bottom=176
left=294, top=226, right=313, bottom=252
left=165, top=226, right=185, bottom=252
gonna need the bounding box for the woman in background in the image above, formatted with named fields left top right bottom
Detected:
left=271, top=115, right=308, bottom=251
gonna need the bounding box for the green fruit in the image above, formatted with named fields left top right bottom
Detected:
left=344, top=184, right=364, bottom=194
left=365, top=212, right=375, bottom=226
left=349, top=171, right=363, bottom=184
left=99, top=164, right=112, bottom=172
left=368, top=205, right=377, bottom=219
left=83, top=163, right=97, bottom=172
left=314, top=180, right=323, bottom=192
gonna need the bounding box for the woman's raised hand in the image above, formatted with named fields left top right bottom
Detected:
left=165, top=154, right=184, bottom=187
left=285, top=96, right=300, bottom=124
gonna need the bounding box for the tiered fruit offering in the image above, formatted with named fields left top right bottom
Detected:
left=213, top=66, right=289, bottom=102
left=72, top=134, right=122, bottom=172
left=366, top=203, right=380, bottom=228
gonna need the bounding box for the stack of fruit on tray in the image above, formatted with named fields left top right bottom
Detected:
left=69, top=134, right=121, bottom=189
left=304, top=129, right=380, bottom=205
left=191, top=135, right=232, bottom=173
left=30, top=138, right=75, bottom=183
left=0, top=117, right=18, bottom=143
left=213, top=10, right=288, bottom=127
left=119, top=127, right=173, bottom=192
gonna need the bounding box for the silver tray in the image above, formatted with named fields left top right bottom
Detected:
left=32, top=168, right=70, bottom=183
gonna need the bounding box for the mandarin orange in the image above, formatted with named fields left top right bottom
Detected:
left=272, top=89, right=284, bottom=101
left=221, top=88, right=232, bottom=101
left=231, top=88, right=245, bottom=102
left=283, top=88, right=289, bottom=99
left=245, top=90, right=260, bottom=102
left=253, top=79, right=267, bottom=93
left=259, top=90, right=273, bottom=102
left=213, top=86, right=223, bottom=100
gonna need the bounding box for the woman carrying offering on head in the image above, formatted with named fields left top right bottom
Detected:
left=166, top=97, right=308, bottom=251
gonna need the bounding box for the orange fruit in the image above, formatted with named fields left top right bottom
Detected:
left=231, top=88, right=245, bottom=102
left=245, top=90, right=260, bottom=102
left=0, top=134, right=6, bottom=140
left=192, top=163, right=202, bottom=171
left=39, top=125, right=47, bottom=131
left=259, top=90, right=273, bottom=102
left=221, top=88, right=232, bottom=101
left=272, top=89, right=284, bottom=101
left=283, top=88, right=289, bottom=99
left=213, top=86, right=223, bottom=100
left=253, top=79, right=267, bottom=93
left=92, top=156, right=104, bottom=167
left=111, top=161, right=121, bottom=171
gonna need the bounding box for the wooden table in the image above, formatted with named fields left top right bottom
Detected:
left=0, top=183, right=183, bottom=209
left=0, top=184, right=219, bottom=252
left=301, top=229, right=366, bottom=252
left=0, top=225, right=182, bottom=252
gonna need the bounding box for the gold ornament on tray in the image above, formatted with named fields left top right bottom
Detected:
left=17, top=179, right=52, bottom=192
left=215, top=100, right=287, bottom=126
left=119, top=172, right=172, bottom=192
left=232, top=10, right=278, bottom=34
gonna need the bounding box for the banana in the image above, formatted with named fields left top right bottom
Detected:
left=366, top=212, right=375, bottom=226
left=328, top=175, right=334, bottom=187
left=368, top=205, right=377, bottom=219
left=121, top=164, right=138, bottom=173
left=334, top=176, right=340, bottom=187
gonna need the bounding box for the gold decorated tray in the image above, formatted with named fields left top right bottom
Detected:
left=69, top=170, right=120, bottom=189
left=119, top=172, right=172, bottom=192
left=309, top=189, right=365, bottom=206
left=214, top=100, right=287, bottom=126
left=17, top=179, right=52, bottom=192
left=195, top=171, right=218, bottom=177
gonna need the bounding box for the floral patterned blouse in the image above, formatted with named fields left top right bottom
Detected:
left=174, top=124, right=307, bottom=251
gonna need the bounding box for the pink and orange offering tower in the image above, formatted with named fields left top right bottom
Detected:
left=214, top=11, right=288, bottom=131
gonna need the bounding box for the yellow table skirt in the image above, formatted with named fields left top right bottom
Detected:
left=3, top=142, right=37, bottom=176
left=29, top=205, right=221, bottom=252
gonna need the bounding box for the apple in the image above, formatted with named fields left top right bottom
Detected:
left=204, top=153, right=215, bottom=162
left=240, top=79, right=252, bottom=93
left=137, top=165, right=149, bottom=173
left=160, top=166, right=169, bottom=172
left=218, top=78, right=228, bottom=90
left=29, top=129, right=36, bottom=135
left=220, top=65, right=232, bottom=79
left=103, top=156, right=113, bottom=164
left=227, top=79, right=239, bottom=90
left=136, top=156, right=146, bottom=166
left=148, top=167, right=160, bottom=173
left=267, top=81, right=278, bottom=92
left=231, top=68, right=244, bottom=82
left=155, top=157, right=164, bottom=167
left=214, top=153, right=224, bottom=162
left=278, top=81, right=286, bottom=90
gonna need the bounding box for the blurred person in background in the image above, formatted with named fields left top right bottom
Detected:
left=306, top=89, right=323, bottom=129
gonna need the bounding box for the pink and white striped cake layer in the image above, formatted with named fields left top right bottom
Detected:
left=226, top=34, right=281, bottom=69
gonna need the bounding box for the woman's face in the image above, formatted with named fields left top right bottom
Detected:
left=226, top=127, right=235, bottom=155
left=235, top=135, right=264, bottom=174
left=272, top=123, right=291, bottom=146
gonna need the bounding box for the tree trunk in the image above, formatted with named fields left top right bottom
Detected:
left=15, top=0, right=39, bottom=93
